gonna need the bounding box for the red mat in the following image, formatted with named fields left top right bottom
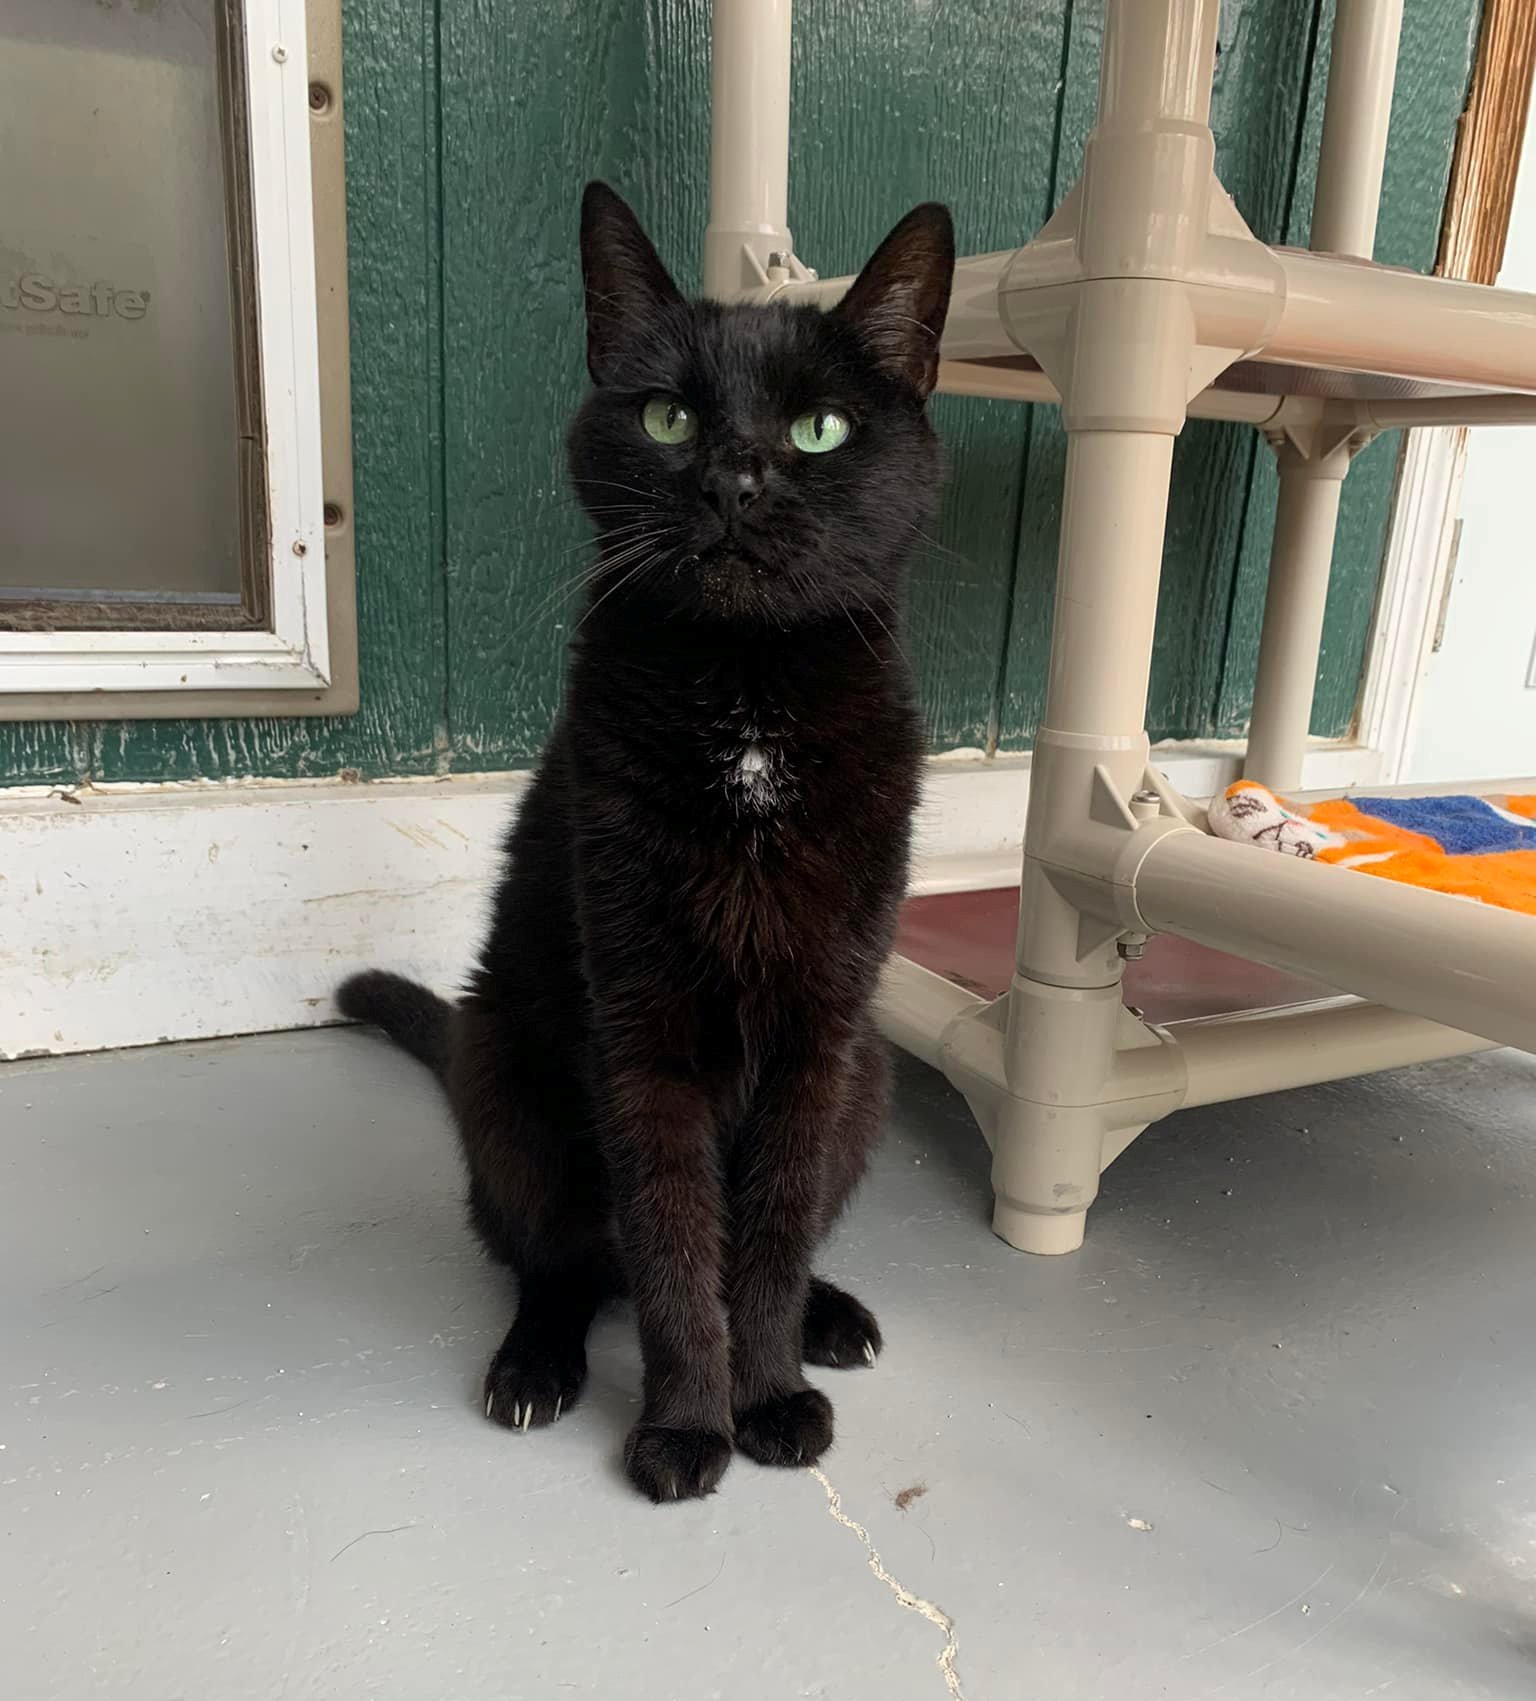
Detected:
left=896, top=886, right=1331, bottom=1024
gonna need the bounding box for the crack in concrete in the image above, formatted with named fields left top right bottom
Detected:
left=809, top=1466, right=964, bottom=1699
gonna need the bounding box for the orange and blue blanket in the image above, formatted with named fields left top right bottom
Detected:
left=1208, top=783, right=1536, bottom=917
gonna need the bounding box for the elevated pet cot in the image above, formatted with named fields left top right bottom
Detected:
left=705, top=0, right=1536, bottom=1253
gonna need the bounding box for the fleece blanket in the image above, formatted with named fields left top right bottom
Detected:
left=1207, top=782, right=1536, bottom=916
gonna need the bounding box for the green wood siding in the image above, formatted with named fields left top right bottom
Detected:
left=0, top=0, right=1479, bottom=787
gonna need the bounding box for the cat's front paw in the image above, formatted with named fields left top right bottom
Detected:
left=483, top=1338, right=585, bottom=1432
left=803, top=1278, right=882, bottom=1369
left=735, top=1386, right=834, bottom=1468
left=623, top=1423, right=733, bottom=1503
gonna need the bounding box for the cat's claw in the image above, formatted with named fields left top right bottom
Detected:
left=803, top=1280, right=883, bottom=1370
left=735, top=1387, right=834, bottom=1469
left=623, top=1423, right=733, bottom=1503
left=483, top=1337, right=586, bottom=1432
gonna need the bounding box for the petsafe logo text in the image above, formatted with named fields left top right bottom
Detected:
left=0, top=273, right=151, bottom=321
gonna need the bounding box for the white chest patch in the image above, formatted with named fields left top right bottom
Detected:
left=727, top=740, right=784, bottom=810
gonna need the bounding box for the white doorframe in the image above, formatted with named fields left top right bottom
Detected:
left=1404, top=58, right=1536, bottom=784
left=1354, top=426, right=1468, bottom=785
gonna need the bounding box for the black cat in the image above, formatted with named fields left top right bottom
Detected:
left=339, top=182, right=954, bottom=1502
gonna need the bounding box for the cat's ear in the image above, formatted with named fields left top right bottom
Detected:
left=832, top=203, right=954, bottom=400
left=580, top=182, right=685, bottom=385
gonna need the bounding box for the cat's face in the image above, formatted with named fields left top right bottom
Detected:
left=567, top=185, right=954, bottom=627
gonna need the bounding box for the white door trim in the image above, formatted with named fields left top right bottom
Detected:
left=1353, top=426, right=1468, bottom=785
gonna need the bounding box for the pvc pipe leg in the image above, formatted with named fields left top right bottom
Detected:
left=988, top=1097, right=1105, bottom=1257
left=1002, top=426, right=1187, bottom=1251
left=704, top=0, right=794, bottom=297
left=994, top=1200, right=1089, bottom=1257
left=1243, top=0, right=1401, bottom=789
left=1310, top=0, right=1403, bottom=259
left=987, top=2, right=1220, bottom=1257
left=1243, top=448, right=1348, bottom=789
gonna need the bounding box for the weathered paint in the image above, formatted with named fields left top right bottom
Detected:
left=0, top=0, right=1480, bottom=787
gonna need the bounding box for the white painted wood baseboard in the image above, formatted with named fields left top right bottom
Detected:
left=0, top=740, right=1377, bottom=1060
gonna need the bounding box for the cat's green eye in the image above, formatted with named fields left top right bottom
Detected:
left=641, top=396, right=698, bottom=445
left=790, top=409, right=852, bottom=455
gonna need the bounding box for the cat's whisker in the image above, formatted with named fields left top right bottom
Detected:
left=834, top=596, right=886, bottom=666
left=550, top=520, right=656, bottom=560
left=842, top=557, right=973, bottom=672
left=572, top=539, right=681, bottom=633
left=563, top=503, right=656, bottom=521
left=909, top=523, right=966, bottom=558
left=522, top=529, right=679, bottom=627
left=550, top=522, right=650, bottom=559
left=556, top=542, right=664, bottom=609
left=570, top=476, right=666, bottom=503
left=546, top=502, right=653, bottom=526
left=521, top=560, right=625, bottom=627
left=592, top=530, right=673, bottom=569
left=836, top=567, right=907, bottom=664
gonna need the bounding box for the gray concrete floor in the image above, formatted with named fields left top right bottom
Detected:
left=3, top=1033, right=1535, bottom=1700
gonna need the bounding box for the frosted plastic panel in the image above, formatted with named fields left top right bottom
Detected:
left=0, top=0, right=253, bottom=613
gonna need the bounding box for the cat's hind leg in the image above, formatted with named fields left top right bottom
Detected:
left=482, top=1260, right=609, bottom=1432
left=802, top=1028, right=888, bottom=1371
left=454, top=1007, right=619, bottom=1432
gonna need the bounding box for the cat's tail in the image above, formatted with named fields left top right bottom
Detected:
left=336, top=969, right=452, bottom=1080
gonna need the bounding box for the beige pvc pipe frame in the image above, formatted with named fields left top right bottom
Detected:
left=705, top=0, right=1536, bottom=1254
left=1245, top=0, right=1402, bottom=789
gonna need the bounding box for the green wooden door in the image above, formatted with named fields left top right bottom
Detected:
left=0, top=0, right=1480, bottom=789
